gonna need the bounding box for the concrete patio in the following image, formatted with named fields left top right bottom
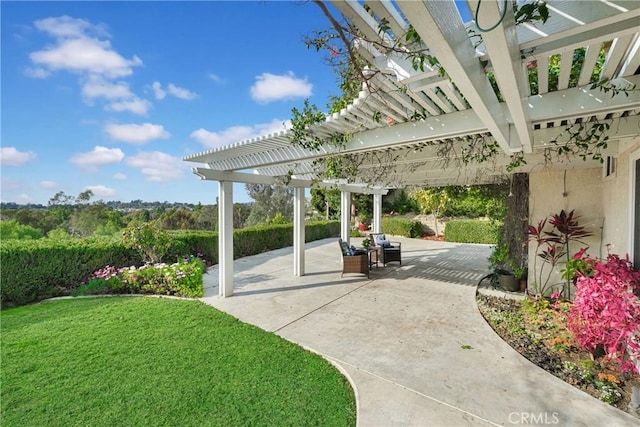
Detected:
left=200, top=237, right=637, bottom=427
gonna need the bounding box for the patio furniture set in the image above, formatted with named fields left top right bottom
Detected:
left=338, top=233, right=402, bottom=278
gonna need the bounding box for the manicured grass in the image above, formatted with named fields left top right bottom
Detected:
left=1, top=297, right=356, bottom=426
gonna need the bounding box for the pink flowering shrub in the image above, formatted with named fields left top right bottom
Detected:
left=74, top=257, right=205, bottom=298
left=566, top=253, right=640, bottom=373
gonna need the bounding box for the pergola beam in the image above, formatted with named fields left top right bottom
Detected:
left=192, top=168, right=388, bottom=195
left=468, top=0, right=533, bottom=153
left=395, top=0, right=516, bottom=154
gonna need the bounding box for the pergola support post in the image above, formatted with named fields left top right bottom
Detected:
left=218, top=180, right=234, bottom=297
left=373, top=193, right=383, bottom=234
left=293, top=187, right=305, bottom=276
left=341, top=190, right=351, bottom=244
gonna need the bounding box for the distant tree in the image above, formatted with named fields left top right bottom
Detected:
left=69, top=201, right=120, bottom=237
left=0, top=219, right=44, bottom=240
left=76, top=189, right=93, bottom=204
left=353, top=193, right=372, bottom=223
left=441, top=184, right=508, bottom=220
left=194, top=204, right=218, bottom=230
left=411, top=188, right=450, bottom=236
left=47, top=228, right=73, bottom=240
left=244, top=184, right=294, bottom=226
left=310, top=188, right=340, bottom=220
left=233, top=203, right=252, bottom=229
left=125, top=209, right=152, bottom=225
left=2, top=208, right=60, bottom=234
left=384, top=189, right=417, bottom=214
left=157, top=208, right=196, bottom=230
left=48, top=191, right=74, bottom=223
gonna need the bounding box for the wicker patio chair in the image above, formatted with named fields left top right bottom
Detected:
left=338, top=239, right=369, bottom=278
left=369, top=233, right=402, bottom=266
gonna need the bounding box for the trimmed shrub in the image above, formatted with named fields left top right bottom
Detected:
left=1, top=238, right=140, bottom=306
left=1, top=220, right=340, bottom=307
left=381, top=217, right=423, bottom=238
left=444, top=219, right=501, bottom=244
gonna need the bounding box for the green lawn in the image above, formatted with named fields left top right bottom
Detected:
left=1, top=297, right=356, bottom=426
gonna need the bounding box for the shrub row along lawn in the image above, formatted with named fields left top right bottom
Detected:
left=1, top=297, right=356, bottom=427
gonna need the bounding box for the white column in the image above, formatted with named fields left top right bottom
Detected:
left=373, top=193, right=383, bottom=234
left=293, top=187, right=305, bottom=276
left=218, top=181, right=234, bottom=297
left=341, top=190, right=351, bottom=244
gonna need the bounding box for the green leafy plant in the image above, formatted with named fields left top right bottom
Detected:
left=560, top=247, right=595, bottom=283
left=509, top=262, right=527, bottom=281
left=488, top=242, right=509, bottom=270
left=595, top=373, right=623, bottom=404
left=121, top=221, right=171, bottom=264
left=74, top=257, right=205, bottom=298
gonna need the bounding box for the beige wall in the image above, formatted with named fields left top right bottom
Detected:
left=602, top=138, right=640, bottom=257
left=528, top=168, right=604, bottom=295
left=527, top=137, right=640, bottom=296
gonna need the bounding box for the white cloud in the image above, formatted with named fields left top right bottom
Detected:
left=113, top=172, right=127, bottom=180
left=0, top=147, right=37, bottom=166
left=151, top=81, right=166, bottom=100
left=208, top=73, right=225, bottom=84
left=190, top=119, right=289, bottom=149
left=104, top=122, right=169, bottom=144
left=24, top=67, right=50, bottom=79
left=81, top=76, right=133, bottom=100
left=84, top=184, right=116, bottom=197
left=167, top=83, right=197, bottom=100
left=151, top=81, right=197, bottom=100
left=40, top=180, right=58, bottom=189
left=126, top=151, right=184, bottom=182
left=27, top=15, right=145, bottom=115
left=70, top=146, right=124, bottom=169
left=34, top=15, right=104, bottom=39
left=250, top=71, right=312, bottom=103
left=105, top=98, right=152, bottom=116
left=30, top=35, right=142, bottom=79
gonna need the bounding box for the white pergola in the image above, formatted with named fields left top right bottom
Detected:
left=184, top=0, right=640, bottom=297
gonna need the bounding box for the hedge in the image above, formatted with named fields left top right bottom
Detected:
left=381, top=217, right=424, bottom=238
left=443, top=219, right=501, bottom=244
left=1, top=220, right=340, bottom=307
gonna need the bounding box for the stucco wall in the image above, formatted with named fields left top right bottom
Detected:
left=528, top=137, right=640, bottom=296
left=528, top=168, right=604, bottom=295
left=602, top=138, right=640, bottom=257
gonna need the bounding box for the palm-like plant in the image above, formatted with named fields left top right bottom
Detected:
left=527, top=210, right=592, bottom=299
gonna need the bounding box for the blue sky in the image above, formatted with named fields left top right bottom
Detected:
left=1, top=1, right=473, bottom=206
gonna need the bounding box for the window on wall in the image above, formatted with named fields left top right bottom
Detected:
left=603, top=155, right=617, bottom=179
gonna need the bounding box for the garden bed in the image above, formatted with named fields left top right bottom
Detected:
left=476, top=293, right=640, bottom=418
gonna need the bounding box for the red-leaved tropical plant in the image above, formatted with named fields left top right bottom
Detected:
left=527, top=210, right=592, bottom=299
left=566, top=253, right=640, bottom=374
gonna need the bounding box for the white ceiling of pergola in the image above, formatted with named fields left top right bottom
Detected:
left=184, top=0, right=640, bottom=190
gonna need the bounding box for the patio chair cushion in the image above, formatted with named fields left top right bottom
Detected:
left=372, top=234, right=387, bottom=246
left=350, top=245, right=367, bottom=255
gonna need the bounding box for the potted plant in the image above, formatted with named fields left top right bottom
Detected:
left=510, top=261, right=528, bottom=293
left=356, top=213, right=370, bottom=231
left=362, top=238, right=372, bottom=248
left=488, top=243, right=519, bottom=292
